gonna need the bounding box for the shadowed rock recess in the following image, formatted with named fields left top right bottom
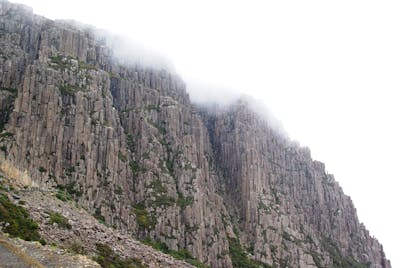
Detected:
left=0, top=1, right=391, bottom=267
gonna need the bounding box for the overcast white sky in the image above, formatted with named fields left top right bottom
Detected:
left=12, top=0, right=400, bottom=266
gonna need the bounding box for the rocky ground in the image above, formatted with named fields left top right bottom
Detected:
left=0, top=173, right=195, bottom=268
left=0, top=232, right=99, bottom=267
left=17, top=188, right=195, bottom=268
left=0, top=165, right=195, bottom=267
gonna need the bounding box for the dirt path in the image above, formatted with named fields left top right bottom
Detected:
left=0, top=234, right=100, bottom=268
left=0, top=238, right=43, bottom=268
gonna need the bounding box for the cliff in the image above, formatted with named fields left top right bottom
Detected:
left=0, top=1, right=391, bottom=267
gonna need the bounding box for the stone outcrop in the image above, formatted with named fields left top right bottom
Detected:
left=0, top=1, right=391, bottom=267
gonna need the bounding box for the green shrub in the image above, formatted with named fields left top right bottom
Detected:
left=308, top=250, right=323, bottom=268
left=165, top=159, right=174, bottom=174
left=68, top=241, right=86, bottom=255
left=149, top=179, right=167, bottom=194
left=118, top=151, right=128, bottom=162
left=145, top=104, right=160, bottom=112
left=94, top=207, right=105, bottom=223
left=65, top=166, right=76, bottom=176
left=48, top=212, right=71, bottom=229
left=282, top=231, right=293, bottom=241
left=0, top=145, right=6, bottom=153
left=132, top=204, right=155, bottom=230
left=0, top=131, right=13, bottom=139
left=94, top=243, right=146, bottom=268
left=114, top=186, right=123, bottom=195
left=320, top=237, right=368, bottom=268
left=177, top=194, right=194, bottom=208
left=38, top=166, right=47, bottom=173
left=152, top=195, right=175, bottom=207
left=142, top=238, right=208, bottom=268
left=228, top=237, right=271, bottom=268
left=108, top=72, right=119, bottom=78
left=56, top=182, right=82, bottom=198
left=130, top=160, right=139, bottom=174
left=126, top=134, right=135, bottom=150
left=0, top=193, right=45, bottom=244
left=55, top=189, right=72, bottom=201
left=59, top=85, right=83, bottom=96
left=78, top=61, right=97, bottom=70
left=0, top=87, right=17, bottom=96
left=49, top=55, right=73, bottom=70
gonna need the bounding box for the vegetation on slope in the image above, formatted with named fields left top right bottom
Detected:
left=0, top=193, right=45, bottom=245
left=142, top=238, right=208, bottom=268
left=320, top=237, right=369, bottom=268
left=94, top=243, right=146, bottom=268
left=228, top=237, right=271, bottom=268
left=48, top=212, right=71, bottom=229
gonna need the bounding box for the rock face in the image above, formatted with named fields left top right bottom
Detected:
left=0, top=1, right=391, bottom=267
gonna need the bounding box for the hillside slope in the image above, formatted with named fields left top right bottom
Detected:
left=0, top=1, right=391, bottom=267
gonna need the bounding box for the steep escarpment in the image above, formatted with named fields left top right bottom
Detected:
left=0, top=1, right=391, bottom=267
left=200, top=101, right=390, bottom=267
